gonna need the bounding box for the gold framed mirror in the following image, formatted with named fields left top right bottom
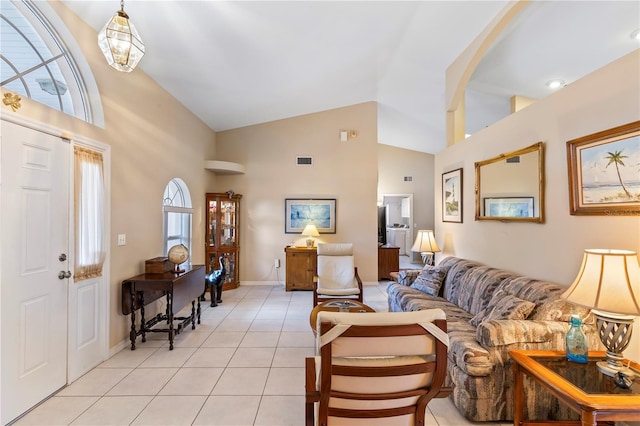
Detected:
left=475, top=142, right=545, bottom=222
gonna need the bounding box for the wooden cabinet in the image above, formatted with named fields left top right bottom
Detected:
left=205, top=193, right=242, bottom=290
left=285, top=247, right=317, bottom=291
left=378, top=246, right=400, bottom=280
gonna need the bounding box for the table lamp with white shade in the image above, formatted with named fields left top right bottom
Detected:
left=561, top=249, right=640, bottom=377
left=302, top=224, right=320, bottom=248
left=411, top=230, right=440, bottom=266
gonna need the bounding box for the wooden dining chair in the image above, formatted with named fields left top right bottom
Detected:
left=305, top=309, right=450, bottom=426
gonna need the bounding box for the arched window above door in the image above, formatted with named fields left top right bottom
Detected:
left=0, top=0, right=104, bottom=126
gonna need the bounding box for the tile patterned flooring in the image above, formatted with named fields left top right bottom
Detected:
left=14, top=284, right=511, bottom=426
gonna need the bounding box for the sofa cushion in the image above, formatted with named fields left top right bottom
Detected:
left=396, top=269, right=421, bottom=286
left=498, top=276, right=594, bottom=324
left=454, top=267, right=516, bottom=316
left=470, top=290, right=535, bottom=327
left=439, top=257, right=482, bottom=306
left=410, top=265, right=449, bottom=296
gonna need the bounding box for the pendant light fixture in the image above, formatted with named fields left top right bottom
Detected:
left=98, top=0, right=145, bottom=72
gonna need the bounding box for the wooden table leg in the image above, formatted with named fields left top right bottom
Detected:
left=167, top=292, right=174, bottom=350
left=140, top=293, right=146, bottom=342
left=513, top=362, right=524, bottom=426
left=580, top=412, right=596, bottom=426
left=197, top=299, right=201, bottom=324
left=191, top=300, right=196, bottom=330
left=129, top=290, right=137, bottom=350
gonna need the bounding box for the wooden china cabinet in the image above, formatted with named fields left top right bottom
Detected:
left=205, top=192, right=242, bottom=290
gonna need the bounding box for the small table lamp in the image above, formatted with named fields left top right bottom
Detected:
left=562, top=249, right=640, bottom=377
left=302, top=224, right=320, bottom=248
left=411, top=230, right=440, bottom=266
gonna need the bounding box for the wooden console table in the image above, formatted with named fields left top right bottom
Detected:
left=122, top=265, right=205, bottom=350
left=510, top=350, right=640, bottom=426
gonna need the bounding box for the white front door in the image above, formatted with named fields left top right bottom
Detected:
left=1, top=120, right=70, bottom=425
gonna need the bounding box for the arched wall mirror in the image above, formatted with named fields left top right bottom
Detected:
left=475, top=142, right=545, bottom=223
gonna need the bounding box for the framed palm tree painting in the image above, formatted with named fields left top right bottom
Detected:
left=567, top=121, right=640, bottom=215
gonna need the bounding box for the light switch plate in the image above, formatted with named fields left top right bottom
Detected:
left=117, top=234, right=126, bottom=246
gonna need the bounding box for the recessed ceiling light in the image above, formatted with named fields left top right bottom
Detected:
left=631, top=29, right=640, bottom=40
left=546, top=79, right=565, bottom=89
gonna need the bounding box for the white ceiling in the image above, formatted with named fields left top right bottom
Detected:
left=60, top=1, right=639, bottom=154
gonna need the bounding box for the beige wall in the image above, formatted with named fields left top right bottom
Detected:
left=435, top=51, right=640, bottom=360
left=377, top=144, right=435, bottom=247
left=214, top=103, right=379, bottom=283
left=2, top=2, right=217, bottom=350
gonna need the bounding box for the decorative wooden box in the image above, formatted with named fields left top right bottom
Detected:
left=145, top=257, right=172, bottom=274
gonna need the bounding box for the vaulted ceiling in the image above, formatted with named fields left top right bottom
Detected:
left=61, top=1, right=639, bottom=154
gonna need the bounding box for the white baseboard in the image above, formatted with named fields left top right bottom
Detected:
left=110, top=337, right=131, bottom=357
left=240, top=281, right=284, bottom=286
left=239, top=281, right=380, bottom=287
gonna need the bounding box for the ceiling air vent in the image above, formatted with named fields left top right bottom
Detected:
left=404, top=176, right=413, bottom=182
left=296, top=156, right=313, bottom=165
left=506, top=156, right=520, bottom=164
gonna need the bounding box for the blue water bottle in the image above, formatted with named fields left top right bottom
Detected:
left=566, top=315, right=588, bottom=364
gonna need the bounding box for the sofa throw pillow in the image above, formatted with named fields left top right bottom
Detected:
left=410, top=265, right=449, bottom=296
left=397, top=270, right=421, bottom=286
left=470, top=290, right=536, bottom=326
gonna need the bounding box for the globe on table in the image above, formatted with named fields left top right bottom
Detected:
left=168, top=244, right=189, bottom=273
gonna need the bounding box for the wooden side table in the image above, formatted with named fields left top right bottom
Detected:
left=378, top=245, right=399, bottom=280
left=309, top=300, right=375, bottom=333
left=510, top=350, right=640, bottom=426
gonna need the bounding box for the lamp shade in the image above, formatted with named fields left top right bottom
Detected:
left=98, top=6, right=145, bottom=72
left=301, top=224, right=320, bottom=237
left=562, top=249, right=640, bottom=316
left=411, top=230, right=440, bottom=253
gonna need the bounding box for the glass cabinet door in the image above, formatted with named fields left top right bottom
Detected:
left=205, top=193, right=241, bottom=290
left=208, top=199, right=217, bottom=247
left=220, top=199, right=236, bottom=246
left=207, top=251, right=237, bottom=285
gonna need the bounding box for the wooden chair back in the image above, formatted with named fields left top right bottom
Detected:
left=305, top=310, right=450, bottom=426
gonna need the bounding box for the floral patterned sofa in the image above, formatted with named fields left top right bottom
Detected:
left=387, top=256, right=599, bottom=422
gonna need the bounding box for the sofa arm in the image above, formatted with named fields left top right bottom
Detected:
left=396, top=269, right=422, bottom=286
left=476, top=320, right=565, bottom=348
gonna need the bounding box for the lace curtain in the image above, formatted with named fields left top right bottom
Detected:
left=74, top=146, right=106, bottom=281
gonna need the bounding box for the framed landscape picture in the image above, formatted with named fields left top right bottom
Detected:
left=442, top=168, right=463, bottom=223
left=484, top=197, right=534, bottom=218
left=567, top=121, right=640, bottom=216
left=285, top=198, right=336, bottom=233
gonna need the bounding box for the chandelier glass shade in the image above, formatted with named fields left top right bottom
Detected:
left=98, top=1, right=145, bottom=72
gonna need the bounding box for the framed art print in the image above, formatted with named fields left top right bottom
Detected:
left=567, top=121, right=640, bottom=216
left=285, top=198, right=336, bottom=233
left=442, top=168, right=463, bottom=223
left=483, top=197, right=534, bottom=218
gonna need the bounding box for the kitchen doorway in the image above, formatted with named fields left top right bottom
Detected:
left=379, top=194, right=417, bottom=267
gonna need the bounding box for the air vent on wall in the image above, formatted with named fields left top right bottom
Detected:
left=404, top=176, right=413, bottom=182
left=506, top=156, right=520, bottom=164
left=297, top=156, right=313, bottom=165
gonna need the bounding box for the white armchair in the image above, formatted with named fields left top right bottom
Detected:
left=313, top=243, right=363, bottom=306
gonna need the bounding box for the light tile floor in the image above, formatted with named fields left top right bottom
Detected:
left=14, top=284, right=511, bottom=426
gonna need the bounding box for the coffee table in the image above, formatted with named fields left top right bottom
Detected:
left=510, top=349, right=640, bottom=426
left=309, top=299, right=375, bottom=332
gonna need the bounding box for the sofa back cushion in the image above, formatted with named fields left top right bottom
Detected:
left=454, top=266, right=516, bottom=316
left=439, top=257, right=482, bottom=306
left=498, top=276, right=594, bottom=323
